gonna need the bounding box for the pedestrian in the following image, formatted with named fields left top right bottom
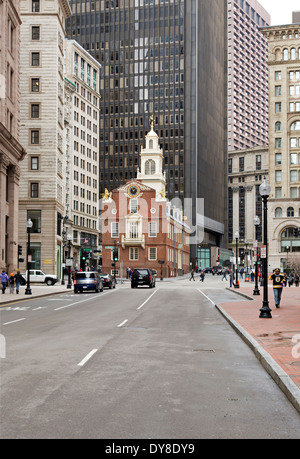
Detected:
left=189, top=268, right=195, bottom=281
left=295, top=274, right=299, bottom=287
left=269, top=268, right=285, bottom=308
left=14, top=269, right=23, bottom=294
left=250, top=270, right=255, bottom=282
left=221, top=268, right=227, bottom=281
left=239, top=268, right=244, bottom=279
left=9, top=273, right=15, bottom=293
left=199, top=272, right=205, bottom=282
left=1, top=270, right=9, bottom=294
left=288, top=273, right=294, bottom=287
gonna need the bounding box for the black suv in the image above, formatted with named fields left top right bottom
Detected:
left=131, top=268, right=156, bottom=289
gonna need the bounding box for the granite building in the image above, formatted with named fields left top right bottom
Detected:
left=66, top=0, right=228, bottom=264
left=0, top=0, right=26, bottom=274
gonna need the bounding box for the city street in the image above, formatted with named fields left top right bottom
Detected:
left=1, top=276, right=300, bottom=439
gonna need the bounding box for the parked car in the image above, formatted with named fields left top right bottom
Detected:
left=203, top=267, right=213, bottom=273
left=212, top=266, right=222, bottom=275
left=131, top=268, right=156, bottom=288
left=74, top=271, right=103, bottom=293
left=22, top=270, right=58, bottom=286
left=99, top=273, right=116, bottom=289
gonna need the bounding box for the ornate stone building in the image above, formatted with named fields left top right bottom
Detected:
left=261, top=24, right=300, bottom=270
left=0, top=0, right=26, bottom=273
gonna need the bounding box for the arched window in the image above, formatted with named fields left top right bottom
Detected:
left=291, top=121, right=300, bottom=131
left=281, top=227, right=300, bottom=253
left=275, top=207, right=282, bottom=217
left=287, top=207, right=294, bottom=217
left=283, top=48, right=289, bottom=60
left=145, top=159, right=156, bottom=175
left=149, top=140, right=154, bottom=149
left=275, top=121, right=281, bottom=132
left=291, top=48, right=296, bottom=60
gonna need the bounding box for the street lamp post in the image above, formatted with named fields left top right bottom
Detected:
left=61, top=228, right=66, bottom=285
left=234, top=231, right=240, bottom=288
left=253, top=215, right=260, bottom=296
left=67, top=233, right=72, bottom=289
left=25, top=218, right=33, bottom=295
left=245, top=241, right=249, bottom=274
left=259, top=177, right=272, bottom=319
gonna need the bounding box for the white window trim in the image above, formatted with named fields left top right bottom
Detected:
left=149, top=247, right=157, bottom=261
left=149, top=221, right=157, bottom=237
left=129, top=247, right=139, bottom=261
left=111, top=221, right=119, bottom=238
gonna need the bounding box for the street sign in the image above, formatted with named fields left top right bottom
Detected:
left=253, top=240, right=258, bottom=248
left=260, top=245, right=267, bottom=259
left=105, top=246, right=115, bottom=250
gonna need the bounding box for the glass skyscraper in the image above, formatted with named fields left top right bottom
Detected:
left=66, top=0, right=227, bottom=257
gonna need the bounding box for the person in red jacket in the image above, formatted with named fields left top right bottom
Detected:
left=269, top=268, right=285, bottom=308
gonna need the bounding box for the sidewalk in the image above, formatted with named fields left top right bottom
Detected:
left=216, top=278, right=300, bottom=415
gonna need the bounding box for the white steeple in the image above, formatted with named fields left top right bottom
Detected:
left=137, top=116, right=166, bottom=200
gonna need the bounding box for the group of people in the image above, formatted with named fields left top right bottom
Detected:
left=1, top=270, right=24, bottom=294
left=189, top=269, right=205, bottom=282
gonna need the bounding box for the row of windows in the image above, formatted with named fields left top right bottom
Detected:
left=275, top=207, right=300, bottom=217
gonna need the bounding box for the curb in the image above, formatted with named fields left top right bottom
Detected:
left=225, top=287, right=254, bottom=301
left=0, top=289, right=70, bottom=306
left=215, top=302, right=300, bottom=416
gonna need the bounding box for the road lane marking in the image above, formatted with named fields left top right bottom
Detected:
left=78, top=349, right=98, bottom=367
left=2, top=318, right=26, bottom=326
left=137, top=288, right=159, bottom=310
left=197, top=289, right=215, bottom=305
left=117, top=319, right=128, bottom=328
left=54, top=289, right=118, bottom=311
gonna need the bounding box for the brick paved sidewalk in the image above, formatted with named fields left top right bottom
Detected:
left=217, top=281, right=300, bottom=413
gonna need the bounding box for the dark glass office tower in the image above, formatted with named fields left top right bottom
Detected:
left=66, top=0, right=227, bottom=257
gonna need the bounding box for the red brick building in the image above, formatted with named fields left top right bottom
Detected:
left=101, top=124, right=190, bottom=278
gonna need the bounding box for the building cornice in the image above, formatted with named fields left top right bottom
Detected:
left=0, top=123, right=27, bottom=162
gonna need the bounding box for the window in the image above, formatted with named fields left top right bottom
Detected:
left=275, top=138, right=282, bottom=148
left=275, top=102, right=282, bottom=113
left=32, top=0, right=40, bottom=12
left=31, top=52, right=40, bottom=66
left=30, top=103, right=40, bottom=118
left=275, top=153, right=282, bottom=165
left=129, top=247, right=139, bottom=260
left=275, top=71, right=282, bottom=81
left=27, top=210, right=41, bottom=233
left=30, top=129, right=40, bottom=145
left=145, top=159, right=156, bottom=175
left=30, top=182, right=39, bottom=198
left=149, top=222, right=157, bottom=237
left=111, top=222, right=119, bottom=238
left=275, top=208, right=282, bottom=218
left=30, top=156, right=39, bottom=170
left=291, top=121, right=300, bottom=131
left=256, top=155, right=261, bottom=170
left=287, top=207, right=295, bottom=217
left=31, top=78, right=40, bottom=92
left=129, top=222, right=138, bottom=239
left=149, top=247, right=157, bottom=261
left=130, top=199, right=138, bottom=214
left=290, top=170, right=298, bottom=182
left=31, top=26, right=40, bottom=40
left=283, top=48, right=288, bottom=60
left=239, top=157, right=244, bottom=172
left=275, top=86, right=281, bottom=96
left=291, top=153, right=298, bottom=165
left=275, top=187, right=282, bottom=198
left=275, top=170, right=282, bottom=183
left=291, top=187, right=298, bottom=198
left=275, top=121, right=281, bottom=132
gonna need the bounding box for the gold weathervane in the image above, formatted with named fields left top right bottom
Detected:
left=102, top=188, right=111, bottom=200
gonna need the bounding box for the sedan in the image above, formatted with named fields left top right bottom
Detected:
left=99, top=273, right=116, bottom=289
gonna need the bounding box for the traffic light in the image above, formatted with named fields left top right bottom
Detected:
left=82, top=250, right=87, bottom=261
left=293, top=228, right=300, bottom=238
left=18, top=245, right=22, bottom=256
left=113, top=250, right=118, bottom=262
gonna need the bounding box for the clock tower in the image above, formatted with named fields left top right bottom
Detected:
left=137, top=117, right=166, bottom=200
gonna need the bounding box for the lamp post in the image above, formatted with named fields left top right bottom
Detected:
left=61, top=228, right=66, bottom=285
left=25, top=218, right=33, bottom=295
left=259, top=177, right=272, bottom=319
left=67, top=233, right=72, bottom=289
left=234, top=231, right=239, bottom=288
left=253, top=215, right=260, bottom=296
left=245, top=241, right=249, bottom=274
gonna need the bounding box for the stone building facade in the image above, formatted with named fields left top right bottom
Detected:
left=228, top=145, right=268, bottom=267
left=0, top=0, right=26, bottom=273
left=261, top=24, right=300, bottom=270
left=18, top=0, right=72, bottom=278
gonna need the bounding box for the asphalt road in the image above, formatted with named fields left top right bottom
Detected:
left=1, top=279, right=300, bottom=439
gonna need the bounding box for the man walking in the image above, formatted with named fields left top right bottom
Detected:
left=270, top=268, right=285, bottom=308
left=189, top=269, right=195, bottom=281
left=221, top=268, right=227, bottom=281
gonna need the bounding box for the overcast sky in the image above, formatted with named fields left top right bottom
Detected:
left=259, top=0, right=300, bottom=25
